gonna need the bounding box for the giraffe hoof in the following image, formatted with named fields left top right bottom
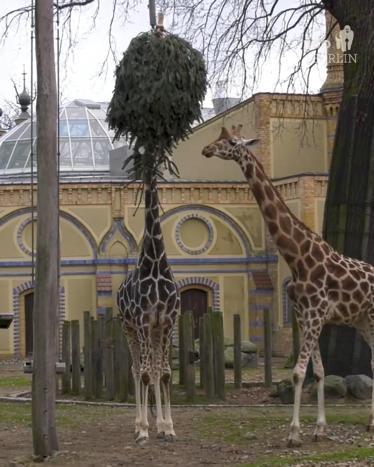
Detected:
left=136, top=435, right=149, bottom=446
left=366, top=424, right=374, bottom=432
left=157, top=431, right=165, bottom=439
left=287, top=437, right=302, bottom=448
left=164, top=433, right=176, bottom=442
left=134, top=431, right=140, bottom=440
left=313, top=425, right=327, bottom=441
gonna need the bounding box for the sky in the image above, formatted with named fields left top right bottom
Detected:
left=0, top=0, right=327, bottom=114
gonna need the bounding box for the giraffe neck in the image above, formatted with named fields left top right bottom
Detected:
left=237, top=150, right=322, bottom=268
left=139, top=178, right=166, bottom=263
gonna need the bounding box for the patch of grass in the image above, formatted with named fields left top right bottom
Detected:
left=248, top=447, right=374, bottom=467
left=0, top=402, right=118, bottom=429
left=0, top=375, right=31, bottom=388
left=0, top=403, right=32, bottom=425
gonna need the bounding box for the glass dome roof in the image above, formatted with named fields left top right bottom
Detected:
left=0, top=99, right=122, bottom=175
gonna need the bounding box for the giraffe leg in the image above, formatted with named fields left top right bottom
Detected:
left=123, top=328, right=142, bottom=438
left=137, top=330, right=151, bottom=445
left=152, top=329, right=167, bottom=438
left=311, top=344, right=327, bottom=441
left=161, top=327, right=175, bottom=440
left=288, top=323, right=321, bottom=447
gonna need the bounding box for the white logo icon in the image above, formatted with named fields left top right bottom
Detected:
left=335, top=25, right=354, bottom=52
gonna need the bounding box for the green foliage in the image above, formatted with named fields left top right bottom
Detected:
left=107, top=30, right=207, bottom=181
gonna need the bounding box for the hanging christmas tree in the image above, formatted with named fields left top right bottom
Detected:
left=107, top=17, right=207, bottom=181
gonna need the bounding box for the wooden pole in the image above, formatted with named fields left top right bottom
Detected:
left=114, top=318, right=128, bottom=402
left=199, top=316, right=205, bottom=388
left=61, top=321, right=71, bottom=394
left=203, top=313, right=214, bottom=399
left=71, top=320, right=81, bottom=395
left=91, top=318, right=98, bottom=397
left=96, top=315, right=104, bottom=398
left=233, top=314, right=242, bottom=389
left=178, top=314, right=184, bottom=386
left=104, top=309, right=114, bottom=400
left=212, top=312, right=225, bottom=400
left=83, top=311, right=93, bottom=400
left=263, top=308, right=272, bottom=387
left=183, top=311, right=195, bottom=401
left=32, top=0, right=59, bottom=456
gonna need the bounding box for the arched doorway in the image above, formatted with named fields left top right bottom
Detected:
left=24, top=292, right=34, bottom=357
left=181, top=288, right=208, bottom=338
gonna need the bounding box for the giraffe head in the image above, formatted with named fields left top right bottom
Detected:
left=202, top=125, right=259, bottom=162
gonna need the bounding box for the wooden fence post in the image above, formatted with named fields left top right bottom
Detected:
left=178, top=314, right=184, bottom=386
left=199, top=316, right=205, bottom=388
left=62, top=321, right=71, bottom=394
left=264, top=307, right=272, bottom=387
left=114, top=317, right=129, bottom=402
left=83, top=311, right=93, bottom=400
left=104, top=309, right=115, bottom=400
left=183, top=311, right=195, bottom=401
left=203, top=313, right=214, bottom=399
left=71, top=320, right=81, bottom=395
left=91, top=318, right=98, bottom=397
left=212, top=312, right=225, bottom=400
left=233, top=314, right=242, bottom=389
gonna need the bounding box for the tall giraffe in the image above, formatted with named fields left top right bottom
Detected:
left=202, top=125, right=374, bottom=447
left=117, top=178, right=179, bottom=444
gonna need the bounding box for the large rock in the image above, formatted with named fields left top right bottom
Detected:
left=346, top=374, right=373, bottom=400
left=324, top=375, right=347, bottom=398
left=224, top=338, right=257, bottom=353
left=224, top=347, right=257, bottom=368
left=277, top=379, right=294, bottom=404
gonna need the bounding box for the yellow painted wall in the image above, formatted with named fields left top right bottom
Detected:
left=0, top=217, right=27, bottom=259
left=271, top=118, right=328, bottom=178
left=173, top=102, right=256, bottom=180
left=65, top=276, right=95, bottom=324
left=222, top=275, right=247, bottom=339
left=315, top=199, right=326, bottom=234
left=60, top=218, right=93, bottom=258
left=66, top=206, right=111, bottom=242
left=209, top=218, right=243, bottom=256
left=224, top=206, right=264, bottom=250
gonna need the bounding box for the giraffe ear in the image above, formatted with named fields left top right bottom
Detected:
left=218, top=127, right=232, bottom=141
left=245, top=138, right=260, bottom=146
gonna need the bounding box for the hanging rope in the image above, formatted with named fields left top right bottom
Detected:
left=30, top=0, right=35, bottom=283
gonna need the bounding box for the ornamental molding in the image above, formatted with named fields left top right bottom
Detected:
left=175, top=213, right=214, bottom=256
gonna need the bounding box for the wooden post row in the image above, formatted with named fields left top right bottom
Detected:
left=233, top=314, right=242, bottom=389
left=263, top=307, right=272, bottom=387
left=71, top=320, right=81, bottom=395
left=212, top=312, right=225, bottom=400
left=61, top=321, right=71, bottom=394
left=183, top=311, right=195, bottom=401
left=203, top=313, right=214, bottom=399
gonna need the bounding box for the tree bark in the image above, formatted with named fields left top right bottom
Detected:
left=32, top=0, right=59, bottom=458
left=322, top=0, right=374, bottom=376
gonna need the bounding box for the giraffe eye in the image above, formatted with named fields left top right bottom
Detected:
left=228, top=139, right=237, bottom=146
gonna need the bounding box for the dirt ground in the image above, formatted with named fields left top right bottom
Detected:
left=1, top=363, right=374, bottom=466
left=0, top=402, right=374, bottom=467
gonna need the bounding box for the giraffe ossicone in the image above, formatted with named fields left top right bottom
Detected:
left=117, top=178, right=179, bottom=444
left=202, top=125, right=374, bottom=447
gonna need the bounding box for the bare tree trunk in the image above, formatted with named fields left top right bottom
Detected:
left=322, top=0, right=374, bottom=376
left=32, top=0, right=59, bottom=458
